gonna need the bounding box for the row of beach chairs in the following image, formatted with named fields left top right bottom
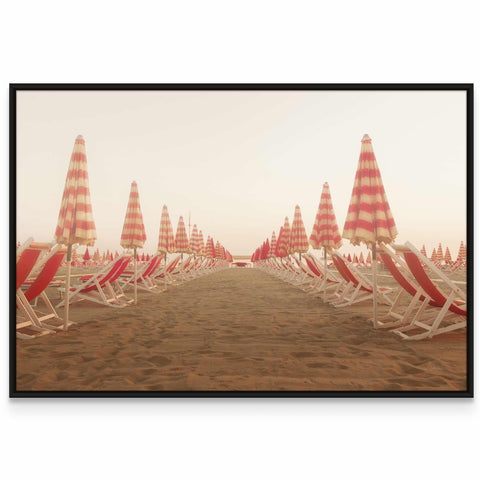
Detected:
left=256, top=242, right=467, bottom=341
left=16, top=238, right=228, bottom=339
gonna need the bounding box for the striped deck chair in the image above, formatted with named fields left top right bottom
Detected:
left=58, top=254, right=133, bottom=308
left=16, top=241, right=54, bottom=338
left=17, top=246, right=71, bottom=338
left=154, top=255, right=182, bottom=285
left=330, top=252, right=394, bottom=308
left=389, top=242, right=467, bottom=340
left=120, top=254, right=165, bottom=294
left=302, top=254, right=342, bottom=296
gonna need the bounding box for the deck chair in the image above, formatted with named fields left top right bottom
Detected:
left=302, top=254, right=342, bottom=296
left=16, top=241, right=55, bottom=338
left=120, top=254, right=165, bottom=294
left=389, top=242, right=467, bottom=340
left=330, top=252, right=394, bottom=308
left=154, top=255, right=182, bottom=285
left=58, top=254, right=133, bottom=308
left=17, top=246, right=71, bottom=338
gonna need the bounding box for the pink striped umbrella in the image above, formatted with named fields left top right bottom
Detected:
left=269, top=231, right=277, bottom=258
left=436, top=243, right=444, bottom=263
left=158, top=205, right=175, bottom=255
left=457, top=241, right=466, bottom=264
left=342, top=134, right=397, bottom=327
left=120, top=181, right=147, bottom=303
left=205, top=236, right=215, bottom=258
left=274, top=227, right=284, bottom=257
left=444, top=247, right=452, bottom=265
left=198, top=230, right=206, bottom=257
left=309, top=182, right=342, bottom=299
left=175, top=216, right=191, bottom=255
left=277, top=217, right=291, bottom=257
left=189, top=224, right=201, bottom=256
left=55, top=135, right=97, bottom=330
left=431, top=248, right=437, bottom=262
left=215, top=240, right=223, bottom=258
left=83, top=247, right=90, bottom=262
left=420, top=245, right=427, bottom=258
left=289, top=205, right=309, bottom=258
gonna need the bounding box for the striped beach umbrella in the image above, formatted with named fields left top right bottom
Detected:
left=444, top=247, right=452, bottom=265
left=120, top=181, right=147, bottom=304
left=175, top=216, right=191, bottom=256
left=189, top=224, right=200, bottom=256
left=198, top=230, right=205, bottom=257
left=289, top=205, right=309, bottom=259
left=83, top=247, right=90, bottom=262
left=420, top=245, right=427, bottom=258
left=269, top=231, right=277, bottom=257
left=277, top=217, right=291, bottom=257
left=55, top=135, right=97, bottom=330
left=457, top=241, right=466, bottom=265
left=309, top=182, right=342, bottom=299
left=342, top=134, right=397, bottom=327
left=436, top=243, right=444, bottom=263
left=431, top=248, right=437, bottom=262
left=158, top=205, right=175, bottom=255
left=205, top=236, right=214, bottom=258
left=215, top=240, right=223, bottom=258
left=274, top=227, right=284, bottom=257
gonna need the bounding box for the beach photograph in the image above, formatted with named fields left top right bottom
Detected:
left=13, top=86, right=470, bottom=394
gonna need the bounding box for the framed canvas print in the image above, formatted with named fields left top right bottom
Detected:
left=10, top=84, right=473, bottom=397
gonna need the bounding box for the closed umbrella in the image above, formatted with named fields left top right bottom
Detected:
left=83, top=247, right=91, bottom=264
left=158, top=205, right=176, bottom=288
left=444, top=246, right=452, bottom=265
left=55, top=135, right=97, bottom=330
left=289, top=205, right=309, bottom=260
left=198, top=230, right=205, bottom=257
left=436, top=243, right=444, bottom=264
left=309, top=182, right=342, bottom=300
left=175, top=216, right=190, bottom=258
left=120, top=181, right=147, bottom=304
left=269, top=231, right=277, bottom=257
left=277, top=217, right=291, bottom=258
left=189, top=224, right=201, bottom=256
left=342, top=134, right=398, bottom=327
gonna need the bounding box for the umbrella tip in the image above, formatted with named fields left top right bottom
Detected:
left=362, top=134, right=371, bottom=142
left=76, top=134, right=84, bottom=140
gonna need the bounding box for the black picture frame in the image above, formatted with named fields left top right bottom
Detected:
left=10, top=83, right=474, bottom=398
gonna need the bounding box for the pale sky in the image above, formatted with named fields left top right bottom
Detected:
left=16, top=90, right=467, bottom=257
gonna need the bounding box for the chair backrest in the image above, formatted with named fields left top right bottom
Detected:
left=142, top=255, right=162, bottom=278
left=304, top=256, right=322, bottom=278
left=167, top=256, right=181, bottom=273
left=16, top=242, right=50, bottom=290
left=398, top=246, right=466, bottom=316
left=332, top=253, right=361, bottom=287
left=24, top=248, right=67, bottom=302
left=81, top=256, right=128, bottom=293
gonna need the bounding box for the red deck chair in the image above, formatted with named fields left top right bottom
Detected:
left=331, top=252, right=394, bottom=307
left=58, top=255, right=133, bottom=308
left=390, top=243, right=467, bottom=340
left=120, top=254, right=164, bottom=294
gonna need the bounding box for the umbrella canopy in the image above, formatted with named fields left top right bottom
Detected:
left=444, top=246, right=452, bottom=264
left=309, top=182, right=342, bottom=251
left=277, top=217, right=291, bottom=257
left=198, top=230, right=205, bottom=256
left=262, top=239, right=270, bottom=259
left=215, top=241, right=223, bottom=258
left=274, top=227, right=284, bottom=257
left=289, top=205, right=309, bottom=255
left=120, top=181, right=147, bottom=249
left=436, top=243, right=444, bottom=262
left=342, top=134, right=397, bottom=246
left=54, top=135, right=97, bottom=331
left=158, top=205, right=175, bottom=254
left=420, top=245, right=427, bottom=257
left=457, top=241, right=466, bottom=263
left=269, top=231, right=277, bottom=257
left=431, top=248, right=437, bottom=262
left=205, top=236, right=215, bottom=258
left=55, top=135, right=97, bottom=246
left=189, top=224, right=201, bottom=255
left=83, top=247, right=90, bottom=261
left=175, top=216, right=190, bottom=253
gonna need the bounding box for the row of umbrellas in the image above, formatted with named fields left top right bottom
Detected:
left=54, top=135, right=232, bottom=329
left=252, top=134, right=398, bottom=327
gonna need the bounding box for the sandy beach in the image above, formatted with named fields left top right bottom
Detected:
left=16, top=267, right=467, bottom=392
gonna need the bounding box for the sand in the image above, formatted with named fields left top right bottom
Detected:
left=16, top=268, right=467, bottom=392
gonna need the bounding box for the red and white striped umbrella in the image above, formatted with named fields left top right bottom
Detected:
left=420, top=245, right=427, bottom=257
left=119, top=182, right=146, bottom=304
left=436, top=243, right=444, bottom=263
left=83, top=247, right=90, bottom=262
left=342, top=134, right=397, bottom=328
left=309, top=182, right=342, bottom=251
left=431, top=248, right=437, bottom=262
left=274, top=227, right=284, bottom=257
left=444, top=247, right=452, bottom=264
left=198, top=230, right=206, bottom=256
left=277, top=217, right=291, bottom=257
left=175, top=216, right=191, bottom=253
left=359, top=252, right=365, bottom=265
left=457, top=241, right=466, bottom=264
left=343, top=135, right=397, bottom=245
left=55, top=135, right=97, bottom=330
left=55, top=135, right=97, bottom=247
left=189, top=224, right=201, bottom=255
left=269, top=231, right=277, bottom=257
left=120, top=181, right=147, bottom=249
left=215, top=241, right=223, bottom=258
left=205, top=236, right=215, bottom=258
left=158, top=205, right=175, bottom=255
left=289, top=205, right=309, bottom=256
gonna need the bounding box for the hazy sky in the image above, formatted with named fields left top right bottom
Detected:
left=16, top=90, right=467, bottom=256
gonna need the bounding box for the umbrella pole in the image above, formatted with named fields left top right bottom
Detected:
left=64, top=244, right=72, bottom=331
left=372, top=243, right=378, bottom=328
left=134, top=247, right=138, bottom=305
left=323, top=247, right=327, bottom=302
left=164, top=253, right=167, bottom=290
